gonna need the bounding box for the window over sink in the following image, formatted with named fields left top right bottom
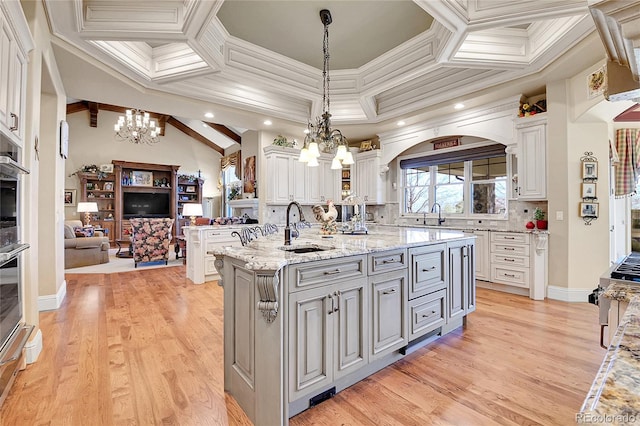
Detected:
left=400, top=144, right=507, bottom=217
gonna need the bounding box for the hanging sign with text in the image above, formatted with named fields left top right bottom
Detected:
left=432, top=138, right=460, bottom=150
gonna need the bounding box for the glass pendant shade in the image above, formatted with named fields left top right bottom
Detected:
left=307, top=156, right=320, bottom=167
left=342, top=151, right=355, bottom=165
left=331, top=157, right=342, bottom=170
left=298, top=147, right=310, bottom=162
left=335, top=144, right=347, bottom=160
left=308, top=142, right=320, bottom=158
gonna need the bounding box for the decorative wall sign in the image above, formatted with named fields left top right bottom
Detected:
left=580, top=151, right=598, bottom=225
left=432, top=137, right=460, bottom=150
left=587, top=65, right=606, bottom=99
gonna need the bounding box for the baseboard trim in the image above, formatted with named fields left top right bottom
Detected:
left=25, top=328, right=42, bottom=364
left=547, top=285, right=591, bottom=302
left=38, top=280, right=67, bottom=311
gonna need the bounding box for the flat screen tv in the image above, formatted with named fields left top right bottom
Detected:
left=123, top=192, right=170, bottom=218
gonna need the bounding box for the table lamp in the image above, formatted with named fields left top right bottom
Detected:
left=77, top=202, right=99, bottom=226
left=182, top=203, right=203, bottom=225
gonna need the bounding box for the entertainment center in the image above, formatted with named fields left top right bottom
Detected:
left=76, top=161, right=204, bottom=242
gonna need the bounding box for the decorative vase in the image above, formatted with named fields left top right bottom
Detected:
left=526, top=221, right=535, bottom=230
left=536, top=220, right=548, bottom=230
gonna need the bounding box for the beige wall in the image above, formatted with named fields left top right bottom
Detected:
left=64, top=109, right=223, bottom=220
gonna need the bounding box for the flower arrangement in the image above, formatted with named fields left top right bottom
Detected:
left=519, top=103, right=536, bottom=117
left=68, top=164, right=108, bottom=179
left=273, top=134, right=296, bottom=148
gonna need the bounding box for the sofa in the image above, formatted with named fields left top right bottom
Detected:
left=64, top=220, right=110, bottom=269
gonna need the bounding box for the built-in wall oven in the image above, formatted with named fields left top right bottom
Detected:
left=0, top=139, right=32, bottom=407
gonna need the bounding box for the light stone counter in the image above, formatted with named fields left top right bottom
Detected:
left=579, top=282, right=640, bottom=424
left=210, top=224, right=469, bottom=272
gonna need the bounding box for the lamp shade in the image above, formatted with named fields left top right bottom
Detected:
left=77, top=202, right=98, bottom=213
left=182, top=203, right=203, bottom=217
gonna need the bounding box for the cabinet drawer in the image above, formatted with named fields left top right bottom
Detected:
left=490, top=253, right=529, bottom=267
left=490, top=242, right=529, bottom=257
left=491, top=232, right=529, bottom=244
left=409, top=245, right=446, bottom=300
left=204, top=229, right=234, bottom=240
left=409, top=289, right=446, bottom=341
left=491, top=265, right=529, bottom=288
left=288, top=255, right=366, bottom=292
left=368, top=249, right=407, bottom=275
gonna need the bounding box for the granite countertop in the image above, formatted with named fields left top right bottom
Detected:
left=393, top=223, right=550, bottom=235
left=579, top=283, right=640, bottom=423
left=210, top=225, right=470, bottom=272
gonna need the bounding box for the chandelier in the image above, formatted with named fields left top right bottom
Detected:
left=299, top=9, right=354, bottom=169
left=114, top=109, right=161, bottom=145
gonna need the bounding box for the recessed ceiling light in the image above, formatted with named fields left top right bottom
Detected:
left=397, top=121, right=405, bottom=126
left=303, top=128, right=310, bottom=134
left=204, top=112, right=214, bottom=118
left=264, top=120, right=272, bottom=126
left=454, top=103, right=465, bottom=109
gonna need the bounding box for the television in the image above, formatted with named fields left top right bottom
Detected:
left=123, top=192, right=170, bottom=218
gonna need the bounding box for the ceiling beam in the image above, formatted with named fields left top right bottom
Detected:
left=167, top=117, right=224, bottom=155
left=204, top=121, right=241, bottom=144
left=88, top=101, right=99, bottom=127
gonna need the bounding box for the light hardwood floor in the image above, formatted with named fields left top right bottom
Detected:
left=1, top=267, right=604, bottom=425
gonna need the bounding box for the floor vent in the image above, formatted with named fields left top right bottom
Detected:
left=309, top=387, right=336, bottom=407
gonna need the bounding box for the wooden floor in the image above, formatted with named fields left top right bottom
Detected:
left=1, top=267, right=604, bottom=425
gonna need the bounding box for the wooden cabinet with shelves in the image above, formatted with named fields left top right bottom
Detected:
left=177, top=177, right=203, bottom=235
left=78, top=172, right=116, bottom=220
left=112, top=161, right=179, bottom=240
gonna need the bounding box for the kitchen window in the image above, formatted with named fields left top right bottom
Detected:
left=400, top=144, right=507, bottom=216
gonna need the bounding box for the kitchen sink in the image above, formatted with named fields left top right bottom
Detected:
left=279, top=245, right=331, bottom=254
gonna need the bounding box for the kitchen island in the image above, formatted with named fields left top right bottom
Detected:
left=211, top=226, right=476, bottom=425
left=579, top=282, right=640, bottom=423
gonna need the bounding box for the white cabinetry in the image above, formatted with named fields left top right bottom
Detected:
left=465, top=230, right=489, bottom=281
left=354, top=150, right=385, bottom=204
left=288, top=256, right=368, bottom=401
left=185, top=226, right=242, bottom=284
left=513, top=115, right=547, bottom=200
left=0, top=2, right=31, bottom=146
left=490, top=231, right=530, bottom=289
left=264, top=146, right=340, bottom=205
left=448, top=239, right=476, bottom=320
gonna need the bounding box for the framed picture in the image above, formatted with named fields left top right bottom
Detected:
left=103, top=182, right=114, bottom=191
left=99, top=164, right=114, bottom=173
left=131, top=170, right=153, bottom=186
left=582, top=161, right=598, bottom=179
left=185, top=186, right=196, bottom=193
left=360, top=140, right=372, bottom=151
left=64, top=189, right=76, bottom=206
left=580, top=202, right=599, bottom=217
left=581, top=182, right=597, bottom=198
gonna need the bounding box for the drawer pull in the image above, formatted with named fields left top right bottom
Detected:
left=381, top=259, right=399, bottom=264
left=504, top=273, right=517, bottom=278
left=504, top=247, right=515, bottom=251
left=382, top=288, right=397, bottom=295
left=421, top=311, right=436, bottom=318
left=422, top=266, right=436, bottom=272
left=324, top=269, right=341, bottom=275
left=9, top=113, right=18, bottom=132
left=504, top=236, right=515, bottom=240
left=504, top=258, right=515, bottom=262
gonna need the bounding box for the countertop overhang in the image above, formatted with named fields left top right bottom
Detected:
left=210, top=225, right=471, bottom=272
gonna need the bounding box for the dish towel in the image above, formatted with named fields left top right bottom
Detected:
left=614, top=128, right=640, bottom=198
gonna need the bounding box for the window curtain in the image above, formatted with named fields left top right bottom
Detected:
left=613, top=129, right=640, bottom=198
left=220, top=151, right=242, bottom=180
left=399, top=144, right=506, bottom=169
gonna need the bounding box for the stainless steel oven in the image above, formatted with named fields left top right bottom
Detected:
left=0, top=138, right=32, bottom=407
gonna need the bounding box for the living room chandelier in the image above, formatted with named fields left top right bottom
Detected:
left=298, top=9, right=354, bottom=169
left=114, top=109, right=161, bottom=145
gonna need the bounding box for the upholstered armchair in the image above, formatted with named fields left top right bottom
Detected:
left=63, top=220, right=110, bottom=269
left=130, top=218, right=175, bottom=268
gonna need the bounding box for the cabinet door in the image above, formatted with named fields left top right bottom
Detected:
left=266, top=153, right=292, bottom=203
left=466, top=243, right=476, bottom=313
left=334, top=278, right=368, bottom=379
left=448, top=241, right=467, bottom=321
left=0, top=14, right=13, bottom=133
left=469, top=231, right=489, bottom=281
left=306, top=161, right=322, bottom=204
left=291, top=158, right=307, bottom=202
left=7, top=46, right=25, bottom=142
left=516, top=122, right=546, bottom=200
left=370, top=270, right=407, bottom=359
left=356, top=157, right=372, bottom=203
left=288, top=286, right=333, bottom=401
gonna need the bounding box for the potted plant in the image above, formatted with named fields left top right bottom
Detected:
left=534, top=208, right=547, bottom=230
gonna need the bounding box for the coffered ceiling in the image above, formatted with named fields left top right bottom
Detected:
left=44, top=0, right=600, bottom=147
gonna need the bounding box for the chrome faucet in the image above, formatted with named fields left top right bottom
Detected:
left=431, top=202, right=445, bottom=226
left=285, top=201, right=306, bottom=245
